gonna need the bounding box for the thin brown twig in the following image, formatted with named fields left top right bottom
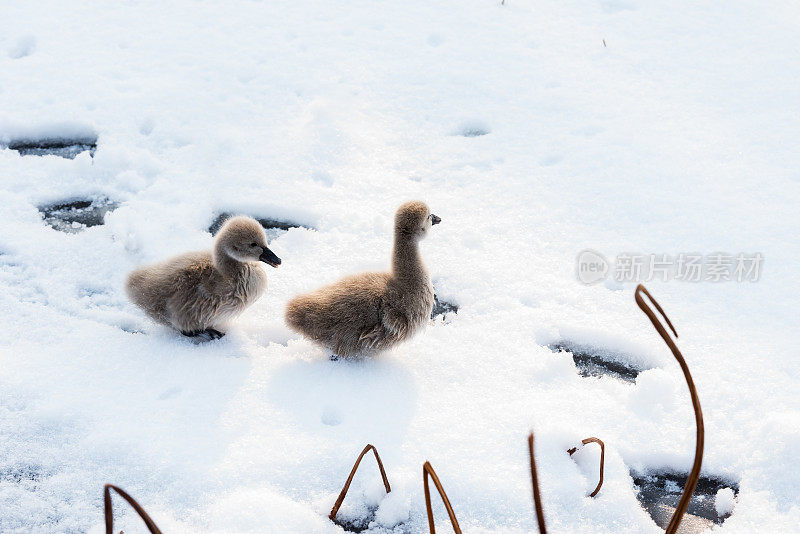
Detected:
left=423, top=461, right=462, bottom=534
left=329, top=444, right=391, bottom=522
left=104, top=484, right=163, bottom=534
left=635, top=284, right=704, bottom=534
left=567, top=437, right=605, bottom=498
left=527, top=433, right=547, bottom=534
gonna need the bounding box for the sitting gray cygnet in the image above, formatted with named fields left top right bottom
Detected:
left=285, top=201, right=440, bottom=358
left=126, top=216, right=281, bottom=339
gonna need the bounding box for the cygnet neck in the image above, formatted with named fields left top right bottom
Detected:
left=213, top=241, right=245, bottom=278
left=391, top=231, right=425, bottom=281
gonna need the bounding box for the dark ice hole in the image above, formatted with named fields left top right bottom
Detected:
left=0, top=464, right=44, bottom=483
left=459, top=127, right=489, bottom=137
left=333, top=509, right=408, bottom=533
left=8, top=135, right=98, bottom=159
left=119, top=324, right=146, bottom=334
left=431, top=294, right=458, bottom=320
left=39, top=198, right=118, bottom=233
left=333, top=515, right=372, bottom=533
left=632, top=471, right=738, bottom=530
left=208, top=212, right=312, bottom=238
left=549, top=341, right=645, bottom=383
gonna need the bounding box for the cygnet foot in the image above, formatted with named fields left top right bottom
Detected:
left=182, top=328, right=225, bottom=341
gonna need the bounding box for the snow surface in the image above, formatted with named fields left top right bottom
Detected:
left=1, top=0, right=799, bottom=532
left=715, top=487, right=736, bottom=518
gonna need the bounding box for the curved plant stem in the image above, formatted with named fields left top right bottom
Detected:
left=635, top=284, right=704, bottom=534
left=329, top=444, right=391, bottom=522
left=568, top=437, right=605, bottom=498
left=528, top=433, right=547, bottom=533
left=104, top=484, right=162, bottom=534
left=423, top=461, right=462, bottom=533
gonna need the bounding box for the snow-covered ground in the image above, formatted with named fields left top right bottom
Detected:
left=1, top=1, right=799, bottom=532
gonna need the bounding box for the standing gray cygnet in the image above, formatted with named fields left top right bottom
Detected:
left=285, top=200, right=441, bottom=358
left=126, top=216, right=281, bottom=340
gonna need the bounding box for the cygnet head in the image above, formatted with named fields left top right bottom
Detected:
left=395, top=201, right=441, bottom=240
left=216, top=216, right=281, bottom=267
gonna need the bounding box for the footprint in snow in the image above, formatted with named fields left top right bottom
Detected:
left=7, top=35, right=36, bottom=59
left=321, top=406, right=342, bottom=426
left=158, top=387, right=182, bottom=400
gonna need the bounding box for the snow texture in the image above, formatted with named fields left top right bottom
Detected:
left=716, top=487, right=736, bottom=518
left=1, top=0, right=800, bottom=533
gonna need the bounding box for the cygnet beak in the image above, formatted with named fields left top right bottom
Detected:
left=431, top=214, right=441, bottom=225
left=259, top=246, right=282, bottom=267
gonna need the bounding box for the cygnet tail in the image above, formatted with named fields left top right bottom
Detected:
left=284, top=295, right=312, bottom=334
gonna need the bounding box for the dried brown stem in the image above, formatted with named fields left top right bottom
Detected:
left=104, top=484, right=162, bottom=534
left=329, top=444, right=391, bottom=522
left=635, top=284, right=704, bottom=534
left=423, top=461, right=462, bottom=534
left=528, top=433, right=547, bottom=533
left=567, top=437, right=605, bottom=497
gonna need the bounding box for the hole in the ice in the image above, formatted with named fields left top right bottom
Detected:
left=0, top=464, right=45, bottom=483
left=549, top=340, right=646, bottom=383
left=431, top=294, right=458, bottom=320
left=39, top=198, right=118, bottom=233
left=329, top=479, right=400, bottom=532
left=452, top=119, right=490, bottom=138
left=119, top=324, right=145, bottom=334
left=632, top=470, right=739, bottom=529
left=456, top=124, right=490, bottom=137
left=7, top=133, right=98, bottom=159
left=333, top=515, right=373, bottom=533
left=331, top=500, right=379, bottom=533
left=333, top=508, right=405, bottom=533
left=208, top=212, right=313, bottom=240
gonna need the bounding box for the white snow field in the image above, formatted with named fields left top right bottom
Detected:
left=1, top=0, right=799, bottom=532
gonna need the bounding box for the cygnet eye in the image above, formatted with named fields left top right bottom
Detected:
left=250, top=242, right=258, bottom=247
